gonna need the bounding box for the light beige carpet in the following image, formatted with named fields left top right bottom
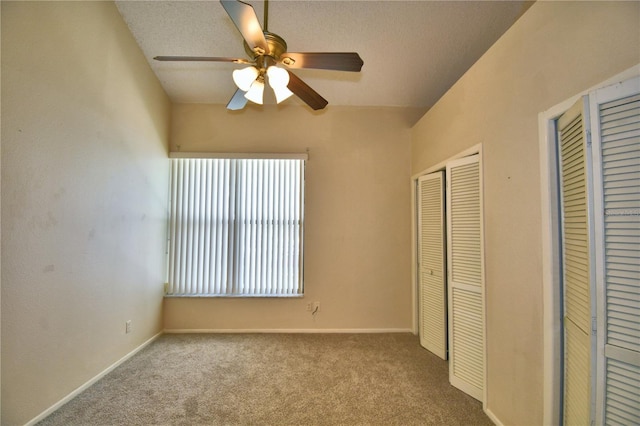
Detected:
left=38, top=333, right=492, bottom=425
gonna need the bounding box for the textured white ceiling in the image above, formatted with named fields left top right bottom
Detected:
left=116, top=0, right=531, bottom=109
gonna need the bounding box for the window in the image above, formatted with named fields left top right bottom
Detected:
left=166, top=155, right=305, bottom=297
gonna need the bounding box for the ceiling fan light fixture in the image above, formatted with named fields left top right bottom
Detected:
left=244, top=78, right=265, bottom=105
left=155, top=0, right=363, bottom=111
left=267, top=66, right=293, bottom=103
left=267, top=66, right=289, bottom=87
left=232, top=66, right=259, bottom=92
left=272, top=85, right=294, bottom=104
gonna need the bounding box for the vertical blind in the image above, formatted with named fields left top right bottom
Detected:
left=167, top=158, right=305, bottom=296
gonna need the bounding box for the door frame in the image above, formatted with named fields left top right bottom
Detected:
left=538, top=64, right=640, bottom=425
left=411, top=143, right=483, bottom=336
left=411, top=144, right=485, bottom=408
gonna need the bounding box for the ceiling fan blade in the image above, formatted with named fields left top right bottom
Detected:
left=154, top=56, right=251, bottom=64
left=280, top=53, right=363, bottom=72
left=226, top=88, right=249, bottom=110
left=220, top=0, right=269, bottom=55
left=287, top=71, right=328, bottom=111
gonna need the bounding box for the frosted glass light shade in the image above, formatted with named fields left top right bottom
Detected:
left=267, top=66, right=289, bottom=87
left=272, top=85, right=294, bottom=104
left=267, top=66, right=294, bottom=104
left=232, top=67, right=259, bottom=91
left=244, top=80, right=265, bottom=105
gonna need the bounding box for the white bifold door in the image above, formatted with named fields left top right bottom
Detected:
left=590, top=77, right=640, bottom=425
left=417, top=155, right=485, bottom=402
left=557, top=97, right=596, bottom=425
left=556, top=76, right=640, bottom=425
left=418, top=172, right=447, bottom=360
left=446, top=154, right=485, bottom=402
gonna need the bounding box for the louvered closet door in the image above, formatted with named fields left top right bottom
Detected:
left=557, top=97, right=596, bottom=426
left=446, top=154, right=484, bottom=401
left=418, top=172, right=447, bottom=360
left=590, top=77, right=640, bottom=425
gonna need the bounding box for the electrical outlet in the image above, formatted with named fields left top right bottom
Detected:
left=306, top=303, right=313, bottom=312
left=125, top=320, right=132, bottom=334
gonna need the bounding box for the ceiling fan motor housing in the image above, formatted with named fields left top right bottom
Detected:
left=244, top=32, right=289, bottom=68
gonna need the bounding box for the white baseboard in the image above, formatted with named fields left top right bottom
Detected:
left=163, top=328, right=413, bottom=334
left=484, top=407, right=504, bottom=426
left=26, top=332, right=163, bottom=426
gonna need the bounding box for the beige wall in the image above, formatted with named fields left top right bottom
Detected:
left=411, top=1, right=640, bottom=425
left=1, top=2, right=171, bottom=424
left=165, top=104, right=420, bottom=331
left=5, top=0, right=637, bottom=424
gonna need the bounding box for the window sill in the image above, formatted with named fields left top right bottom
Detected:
left=164, top=294, right=304, bottom=299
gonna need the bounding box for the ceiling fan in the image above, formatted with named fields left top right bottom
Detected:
left=154, top=0, right=363, bottom=111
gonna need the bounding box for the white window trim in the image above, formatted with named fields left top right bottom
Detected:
left=170, top=152, right=308, bottom=160
left=165, top=156, right=306, bottom=297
